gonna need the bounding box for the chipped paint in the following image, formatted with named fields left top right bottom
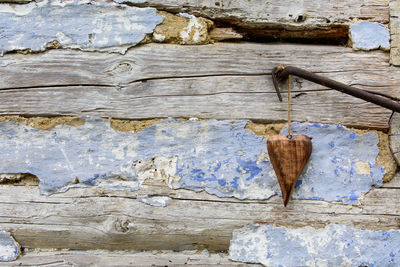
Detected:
left=178, top=13, right=213, bottom=44
left=0, top=118, right=386, bottom=204
left=138, top=196, right=171, bottom=207
left=350, top=21, right=390, bottom=51
left=133, top=156, right=179, bottom=188
left=229, top=224, right=400, bottom=266
left=0, top=0, right=163, bottom=55
left=282, top=122, right=384, bottom=204
left=352, top=127, right=396, bottom=182
left=374, top=130, right=397, bottom=182
left=0, top=231, right=20, bottom=262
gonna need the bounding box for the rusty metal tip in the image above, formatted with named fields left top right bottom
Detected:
left=271, top=66, right=283, bottom=102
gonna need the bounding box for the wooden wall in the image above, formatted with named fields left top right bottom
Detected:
left=0, top=0, right=399, bottom=265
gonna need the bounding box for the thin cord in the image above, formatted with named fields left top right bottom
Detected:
left=287, top=75, right=291, bottom=138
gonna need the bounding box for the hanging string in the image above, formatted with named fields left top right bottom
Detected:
left=287, top=74, right=291, bottom=138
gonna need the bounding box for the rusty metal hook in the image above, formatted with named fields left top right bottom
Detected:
left=271, top=65, right=400, bottom=113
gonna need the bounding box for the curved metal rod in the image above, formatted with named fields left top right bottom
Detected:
left=272, top=65, right=400, bottom=113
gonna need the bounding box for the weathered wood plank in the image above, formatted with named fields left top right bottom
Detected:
left=389, top=112, right=400, bottom=164
left=390, top=0, right=400, bottom=65
left=0, top=0, right=30, bottom=2
left=2, top=249, right=260, bottom=266
left=122, top=0, right=389, bottom=38
left=0, top=43, right=397, bottom=129
left=0, top=180, right=398, bottom=251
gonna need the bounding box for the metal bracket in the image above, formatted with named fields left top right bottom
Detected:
left=271, top=65, right=400, bottom=112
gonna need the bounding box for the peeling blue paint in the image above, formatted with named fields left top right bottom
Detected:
left=0, top=231, right=19, bottom=262
left=350, top=21, right=390, bottom=51
left=236, top=158, right=262, bottom=181
left=0, top=118, right=385, bottom=204
left=229, top=224, right=400, bottom=267
left=281, top=122, right=384, bottom=205
left=0, top=0, right=163, bottom=55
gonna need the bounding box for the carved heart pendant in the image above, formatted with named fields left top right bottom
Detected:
left=267, top=135, right=312, bottom=206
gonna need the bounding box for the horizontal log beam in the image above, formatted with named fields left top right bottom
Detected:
left=1, top=249, right=258, bottom=266
left=0, top=179, right=398, bottom=251
left=0, top=43, right=397, bottom=130
left=123, top=0, right=389, bottom=39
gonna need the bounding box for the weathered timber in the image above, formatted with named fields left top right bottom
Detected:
left=1, top=250, right=260, bottom=266
left=390, top=0, right=400, bottom=65
left=121, top=0, right=389, bottom=39
left=0, top=0, right=30, bottom=2
left=0, top=175, right=398, bottom=251
left=0, top=43, right=398, bottom=130
left=389, top=112, right=400, bottom=164
left=273, top=65, right=400, bottom=112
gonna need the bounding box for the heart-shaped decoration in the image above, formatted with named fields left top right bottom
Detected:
left=267, top=135, right=312, bottom=206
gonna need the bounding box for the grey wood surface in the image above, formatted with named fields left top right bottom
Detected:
left=0, top=43, right=397, bottom=130
left=389, top=112, right=400, bottom=164
left=0, top=0, right=31, bottom=2
left=1, top=250, right=260, bottom=266
left=0, top=0, right=389, bottom=39
left=128, top=0, right=389, bottom=38
left=0, top=173, right=398, bottom=252
left=391, top=0, right=400, bottom=65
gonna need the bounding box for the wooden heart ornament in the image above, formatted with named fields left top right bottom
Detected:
left=267, top=135, right=312, bottom=206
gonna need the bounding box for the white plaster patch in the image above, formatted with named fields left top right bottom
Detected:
left=138, top=196, right=171, bottom=207
left=152, top=33, right=165, bottom=42
left=133, top=155, right=180, bottom=188
left=178, top=13, right=209, bottom=44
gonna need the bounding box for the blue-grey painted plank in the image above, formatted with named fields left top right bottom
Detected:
left=229, top=224, right=400, bottom=266
left=0, top=231, right=19, bottom=262
left=0, top=1, right=162, bottom=55
left=0, top=118, right=384, bottom=204
left=350, top=21, right=390, bottom=51
left=281, top=122, right=384, bottom=204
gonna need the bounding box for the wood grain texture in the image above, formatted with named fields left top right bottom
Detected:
left=0, top=0, right=31, bottom=2
left=390, top=0, right=400, bottom=65
left=126, top=0, right=389, bottom=38
left=0, top=175, right=398, bottom=252
left=389, top=112, right=400, bottom=164
left=1, top=250, right=260, bottom=266
left=267, top=135, right=312, bottom=206
left=0, top=43, right=398, bottom=130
